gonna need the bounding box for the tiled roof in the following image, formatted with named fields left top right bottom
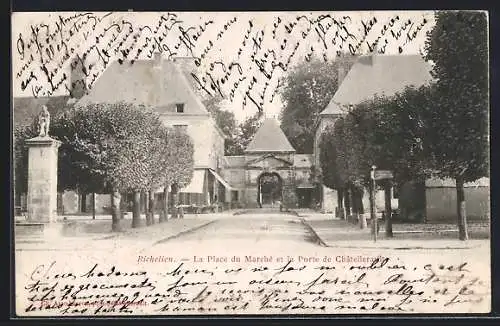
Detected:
left=76, top=58, right=209, bottom=116
left=330, top=54, right=433, bottom=107
left=245, top=118, right=295, bottom=153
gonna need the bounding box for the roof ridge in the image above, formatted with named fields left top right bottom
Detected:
left=74, top=58, right=211, bottom=117
left=168, top=60, right=209, bottom=115
left=332, top=54, right=433, bottom=106
left=245, top=118, right=295, bottom=153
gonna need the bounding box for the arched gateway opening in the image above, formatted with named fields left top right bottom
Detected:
left=257, top=172, right=282, bottom=207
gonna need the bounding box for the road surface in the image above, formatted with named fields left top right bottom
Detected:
left=157, top=211, right=316, bottom=244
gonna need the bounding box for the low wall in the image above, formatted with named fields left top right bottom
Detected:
left=15, top=223, right=45, bottom=236
left=60, top=191, right=112, bottom=215
left=426, top=186, right=490, bottom=222
left=322, top=186, right=336, bottom=213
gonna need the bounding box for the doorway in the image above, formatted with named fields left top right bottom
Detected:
left=296, top=188, right=313, bottom=208
left=257, top=172, right=282, bottom=207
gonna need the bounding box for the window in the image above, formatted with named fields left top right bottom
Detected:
left=176, top=103, right=185, bottom=113
left=173, top=124, right=188, bottom=133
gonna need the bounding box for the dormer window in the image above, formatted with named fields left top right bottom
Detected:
left=176, top=103, right=185, bottom=113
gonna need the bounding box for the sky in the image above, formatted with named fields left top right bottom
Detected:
left=11, top=11, right=435, bottom=122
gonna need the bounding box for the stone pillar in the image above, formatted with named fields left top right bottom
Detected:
left=25, top=136, right=61, bottom=224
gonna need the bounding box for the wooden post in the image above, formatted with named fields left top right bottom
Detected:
left=384, top=180, right=393, bottom=238
left=456, top=176, right=469, bottom=241
left=357, top=187, right=367, bottom=229
left=259, top=182, right=262, bottom=208
left=370, top=166, right=377, bottom=242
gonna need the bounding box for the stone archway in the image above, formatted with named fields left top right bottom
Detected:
left=257, top=172, right=282, bottom=207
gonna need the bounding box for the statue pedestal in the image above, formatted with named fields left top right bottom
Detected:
left=25, top=136, right=61, bottom=225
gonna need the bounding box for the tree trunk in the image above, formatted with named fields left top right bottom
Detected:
left=111, top=190, right=121, bottom=232
left=384, top=181, right=393, bottom=238
left=350, top=185, right=357, bottom=220
left=140, top=191, right=146, bottom=214
left=456, top=177, right=469, bottom=241
left=337, top=189, right=345, bottom=219
left=132, top=191, right=141, bottom=228
left=171, top=193, right=178, bottom=219
left=344, top=186, right=351, bottom=222
left=171, top=183, right=179, bottom=219
left=147, top=189, right=155, bottom=225
left=356, top=187, right=367, bottom=229
left=92, top=193, right=96, bottom=220
left=358, top=188, right=365, bottom=214
left=159, top=185, right=169, bottom=223
left=145, top=191, right=151, bottom=226
left=350, top=185, right=358, bottom=225
left=120, top=192, right=126, bottom=219
left=81, top=192, right=87, bottom=213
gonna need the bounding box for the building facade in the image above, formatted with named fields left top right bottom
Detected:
left=73, top=54, right=231, bottom=210
left=312, top=53, right=490, bottom=221
left=222, top=118, right=315, bottom=208
left=312, top=54, right=435, bottom=218
left=15, top=54, right=316, bottom=215
left=14, top=53, right=489, bottom=219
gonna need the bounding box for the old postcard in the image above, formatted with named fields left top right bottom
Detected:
left=12, top=10, right=490, bottom=316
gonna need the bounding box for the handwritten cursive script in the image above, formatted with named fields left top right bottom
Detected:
left=18, top=256, right=489, bottom=315
left=13, top=11, right=433, bottom=113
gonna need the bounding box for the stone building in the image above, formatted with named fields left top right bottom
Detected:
left=312, top=53, right=490, bottom=221
left=221, top=118, right=315, bottom=208
left=312, top=54, right=357, bottom=213
left=71, top=54, right=231, bottom=211
left=312, top=53, right=434, bottom=217
left=14, top=54, right=317, bottom=215
left=14, top=55, right=231, bottom=214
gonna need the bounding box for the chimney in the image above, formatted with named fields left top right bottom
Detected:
left=151, top=53, right=163, bottom=105
left=172, top=57, right=197, bottom=75
left=337, top=64, right=347, bottom=86
left=371, top=42, right=379, bottom=64
left=337, top=53, right=354, bottom=85
left=69, top=56, right=87, bottom=99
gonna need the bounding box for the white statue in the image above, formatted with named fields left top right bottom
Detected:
left=38, top=105, right=50, bottom=137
